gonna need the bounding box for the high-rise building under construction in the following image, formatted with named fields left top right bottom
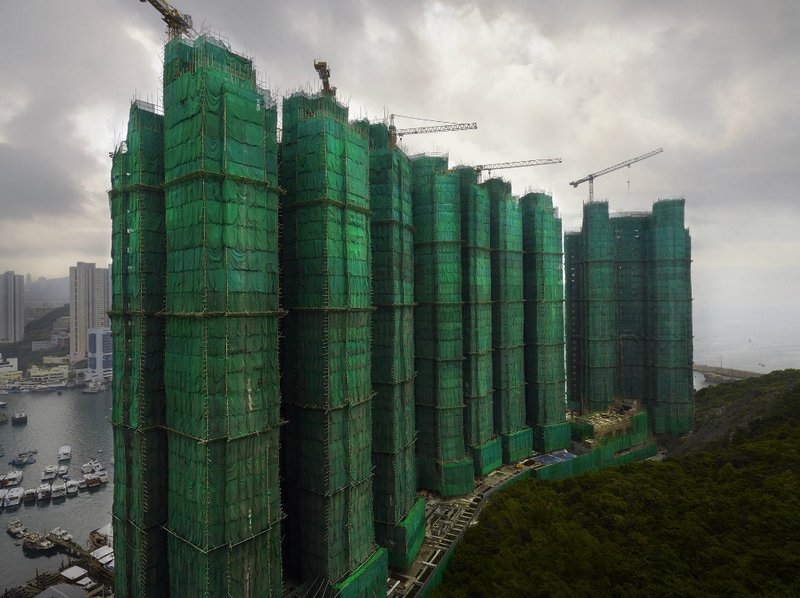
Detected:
left=280, top=93, right=387, bottom=594
left=565, top=199, right=693, bottom=435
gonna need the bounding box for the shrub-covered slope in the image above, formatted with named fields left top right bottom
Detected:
left=436, top=370, right=800, bottom=597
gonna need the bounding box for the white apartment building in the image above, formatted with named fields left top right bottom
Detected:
left=88, top=327, right=113, bottom=381
left=0, top=271, right=25, bottom=344
left=69, top=262, right=111, bottom=363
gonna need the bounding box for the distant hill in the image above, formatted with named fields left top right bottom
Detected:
left=435, top=370, right=800, bottom=597
left=1, top=304, right=70, bottom=370
left=25, top=276, right=69, bottom=303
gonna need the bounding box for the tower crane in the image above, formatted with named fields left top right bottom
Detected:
left=314, top=60, right=336, bottom=96
left=388, top=114, right=477, bottom=148
left=139, top=0, right=193, bottom=38
left=474, top=158, right=561, bottom=179
left=569, top=148, right=663, bottom=201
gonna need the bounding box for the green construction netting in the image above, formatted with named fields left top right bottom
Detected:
left=161, top=35, right=283, bottom=596
left=485, top=178, right=530, bottom=463
left=520, top=192, right=569, bottom=451
left=457, top=167, right=500, bottom=475
left=412, top=155, right=474, bottom=496
left=167, top=525, right=282, bottom=597
left=109, top=100, right=168, bottom=598
left=281, top=92, right=384, bottom=588
left=375, top=497, right=426, bottom=570
left=566, top=199, right=693, bottom=435
left=113, top=519, right=169, bottom=598
left=369, top=127, right=422, bottom=569
left=565, top=202, right=617, bottom=413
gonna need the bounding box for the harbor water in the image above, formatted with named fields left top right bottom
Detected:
left=0, top=388, right=113, bottom=590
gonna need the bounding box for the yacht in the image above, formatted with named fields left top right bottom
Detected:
left=0, top=400, right=7, bottom=406
left=4, top=487, right=23, bottom=507
left=11, top=412, right=27, bottom=425
left=51, top=480, right=67, bottom=499
left=23, top=488, right=37, bottom=503
left=6, top=519, right=25, bottom=538
left=22, top=532, right=56, bottom=554
left=66, top=479, right=79, bottom=496
left=57, top=465, right=68, bottom=477
left=41, top=465, right=57, bottom=481
left=4, top=470, right=23, bottom=487
left=77, top=478, right=87, bottom=491
left=49, top=527, right=73, bottom=543
left=36, top=482, right=51, bottom=501
left=58, top=445, right=72, bottom=462
left=84, top=473, right=101, bottom=488
left=97, top=470, right=109, bottom=483
left=81, top=462, right=94, bottom=475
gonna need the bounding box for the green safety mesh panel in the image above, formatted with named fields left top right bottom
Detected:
left=109, top=100, right=168, bottom=598
left=368, top=124, right=423, bottom=568
left=649, top=200, right=693, bottom=435
left=485, top=178, right=530, bottom=463
left=565, top=202, right=617, bottom=413
left=167, top=526, right=282, bottom=597
left=281, top=93, right=385, bottom=589
left=161, top=35, right=283, bottom=596
left=412, top=156, right=474, bottom=496
left=457, top=167, right=501, bottom=477
left=565, top=199, right=693, bottom=435
left=520, top=192, right=569, bottom=452
left=564, top=232, right=582, bottom=412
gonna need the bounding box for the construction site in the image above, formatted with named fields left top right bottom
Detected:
left=107, top=2, right=693, bottom=597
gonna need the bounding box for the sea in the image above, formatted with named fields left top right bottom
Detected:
left=0, top=388, right=113, bottom=591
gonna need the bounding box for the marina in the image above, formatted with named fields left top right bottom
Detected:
left=0, top=387, right=112, bottom=590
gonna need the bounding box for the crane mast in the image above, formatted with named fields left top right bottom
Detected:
left=570, top=148, right=664, bottom=201
left=139, top=0, right=193, bottom=37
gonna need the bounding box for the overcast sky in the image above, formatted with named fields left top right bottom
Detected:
left=1, top=1, right=798, bottom=369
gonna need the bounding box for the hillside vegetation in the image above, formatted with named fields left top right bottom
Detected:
left=436, top=370, right=800, bottom=597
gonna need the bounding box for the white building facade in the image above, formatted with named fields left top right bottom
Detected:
left=69, top=262, right=111, bottom=363
left=87, top=327, right=113, bottom=381
left=0, top=271, right=25, bottom=344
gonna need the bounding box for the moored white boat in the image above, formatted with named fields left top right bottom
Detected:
left=6, top=519, right=25, bottom=538
left=4, top=470, right=23, bottom=487
left=51, top=479, right=67, bottom=499
left=41, top=465, right=57, bottom=481
left=84, top=473, right=101, bottom=488
left=58, top=445, right=72, bottom=462
left=36, top=482, right=51, bottom=501
left=4, top=486, right=23, bottom=507
left=97, top=470, right=109, bottom=484
left=49, top=527, right=73, bottom=543
left=66, top=479, right=79, bottom=496
left=23, top=488, right=37, bottom=503
left=57, top=465, right=68, bottom=477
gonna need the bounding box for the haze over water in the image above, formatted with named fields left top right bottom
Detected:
left=0, top=388, right=113, bottom=590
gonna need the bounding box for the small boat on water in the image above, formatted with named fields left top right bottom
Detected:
left=84, top=473, right=101, bottom=488
left=6, top=519, right=25, bottom=538
left=22, top=532, right=56, bottom=554
left=57, top=465, right=68, bottom=477
left=58, top=445, right=72, bottom=462
left=4, top=470, right=23, bottom=487
left=11, top=412, right=27, bottom=425
left=97, top=470, right=109, bottom=483
left=48, top=527, right=73, bottom=543
left=66, top=479, right=79, bottom=496
left=41, top=465, right=57, bottom=481
left=89, top=523, right=113, bottom=549
left=23, top=488, right=37, bottom=503
left=36, top=482, right=51, bottom=501
left=77, top=478, right=87, bottom=491
left=0, top=400, right=6, bottom=407
left=8, top=450, right=36, bottom=467
left=4, top=486, right=23, bottom=507
left=81, top=462, right=94, bottom=475
left=51, top=480, right=67, bottom=499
